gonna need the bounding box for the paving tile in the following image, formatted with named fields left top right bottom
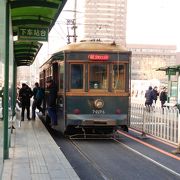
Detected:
left=2, top=114, right=79, bottom=180
left=31, top=174, right=51, bottom=180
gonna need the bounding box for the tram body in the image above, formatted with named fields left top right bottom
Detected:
left=40, top=42, right=131, bottom=135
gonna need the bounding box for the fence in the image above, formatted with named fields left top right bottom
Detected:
left=130, top=103, right=180, bottom=148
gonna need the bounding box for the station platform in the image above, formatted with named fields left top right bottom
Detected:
left=2, top=115, right=80, bottom=180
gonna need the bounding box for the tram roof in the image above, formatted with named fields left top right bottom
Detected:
left=56, top=41, right=128, bottom=52
left=11, top=0, right=67, bottom=66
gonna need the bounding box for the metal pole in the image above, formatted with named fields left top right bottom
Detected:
left=12, top=63, right=17, bottom=116
left=73, top=0, right=77, bottom=42
left=3, top=0, right=10, bottom=159
left=167, top=73, right=171, bottom=103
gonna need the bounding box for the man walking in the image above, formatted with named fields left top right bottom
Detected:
left=46, top=79, right=58, bottom=128
left=31, top=82, right=44, bottom=120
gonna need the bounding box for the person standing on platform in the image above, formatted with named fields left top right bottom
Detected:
left=46, top=79, right=58, bottom=128
left=160, top=87, right=168, bottom=107
left=152, top=86, right=159, bottom=105
left=18, top=83, right=33, bottom=121
left=145, top=86, right=154, bottom=107
left=31, top=82, right=44, bottom=120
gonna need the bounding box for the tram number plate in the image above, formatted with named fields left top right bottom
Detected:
left=92, top=110, right=105, bottom=114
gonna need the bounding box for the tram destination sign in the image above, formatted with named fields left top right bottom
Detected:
left=18, top=27, right=48, bottom=41
left=67, top=52, right=129, bottom=61
left=88, top=54, right=109, bottom=61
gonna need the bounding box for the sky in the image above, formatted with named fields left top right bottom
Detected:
left=37, top=0, right=180, bottom=64
left=126, top=0, right=180, bottom=46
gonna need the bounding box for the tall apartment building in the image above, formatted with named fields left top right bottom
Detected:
left=127, top=44, right=177, bottom=83
left=83, top=0, right=127, bottom=46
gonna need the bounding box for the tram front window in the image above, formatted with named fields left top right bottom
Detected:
left=89, top=64, right=107, bottom=89
left=112, top=64, right=125, bottom=90
left=71, top=64, right=83, bottom=89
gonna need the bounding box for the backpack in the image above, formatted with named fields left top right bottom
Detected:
left=36, top=88, right=44, bottom=100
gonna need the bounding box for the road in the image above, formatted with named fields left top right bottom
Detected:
left=49, top=128, right=180, bottom=180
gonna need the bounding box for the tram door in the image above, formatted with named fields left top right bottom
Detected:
left=52, top=63, right=59, bottom=88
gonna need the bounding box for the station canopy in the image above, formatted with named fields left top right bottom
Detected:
left=11, top=0, right=67, bottom=66
left=157, top=65, right=180, bottom=75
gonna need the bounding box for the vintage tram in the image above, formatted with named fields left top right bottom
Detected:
left=40, top=41, right=131, bottom=135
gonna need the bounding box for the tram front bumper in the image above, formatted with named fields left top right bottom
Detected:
left=66, top=114, right=128, bottom=126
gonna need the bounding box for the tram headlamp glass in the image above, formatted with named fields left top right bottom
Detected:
left=94, top=99, right=104, bottom=109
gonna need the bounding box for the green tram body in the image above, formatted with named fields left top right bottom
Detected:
left=40, top=42, right=131, bottom=135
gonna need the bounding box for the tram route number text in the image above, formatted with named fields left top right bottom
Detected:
left=92, top=110, right=105, bottom=114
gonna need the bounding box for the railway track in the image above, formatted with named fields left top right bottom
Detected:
left=67, top=131, right=180, bottom=180
left=40, top=116, right=180, bottom=180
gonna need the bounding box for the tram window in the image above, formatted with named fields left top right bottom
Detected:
left=112, top=64, right=125, bottom=90
left=89, top=64, right=107, bottom=89
left=71, top=64, right=83, bottom=89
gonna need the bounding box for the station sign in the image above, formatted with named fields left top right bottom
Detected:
left=166, top=69, right=176, bottom=76
left=18, top=27, right=48, bottom=41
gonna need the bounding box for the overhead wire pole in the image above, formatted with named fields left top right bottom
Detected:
left=73, top=0, right=77, bottom=42
left=66, top=20, right=71, bottom=44
left=66, top=0, right=78, bottom=43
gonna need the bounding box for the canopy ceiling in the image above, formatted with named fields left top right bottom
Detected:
left=11, top=0, right=67, bottom=66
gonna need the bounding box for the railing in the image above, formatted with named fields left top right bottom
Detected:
left=130, top=103, right=180, bottom=149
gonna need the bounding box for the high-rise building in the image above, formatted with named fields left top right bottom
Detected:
left=83, top=0, right=127, bottom=46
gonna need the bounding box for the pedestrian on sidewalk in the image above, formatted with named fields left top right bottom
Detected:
left=160, top=87, right=167, bottom=107
left=152, top=86, right=159, bottom=105
left=145, top=86, right=154, bottom=106
left=18, top=83, right=33, bottom=121
left=145, top=86, right=154, bottom=112
left=46, top=79, right=58, bottom=128
left=31, top=82, right=45, bottom=120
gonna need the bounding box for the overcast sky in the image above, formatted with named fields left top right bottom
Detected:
left=126, top=0, right=180, bottom=47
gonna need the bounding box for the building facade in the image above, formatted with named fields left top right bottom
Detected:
left=17, top=59, right=40, bottom=88
left=127, top=44, right=177, bottom=83
left=83, top=0, right=127, bottom=46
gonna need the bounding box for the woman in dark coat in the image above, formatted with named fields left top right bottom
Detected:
left=145, top=86, right=154, bottom=106
left=152, top=86, right=159, bottom=104
left=160, top=87, right=167, bottom=107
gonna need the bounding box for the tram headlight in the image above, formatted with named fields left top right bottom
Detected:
left=73, top=108, right=80, bottom=114
left=115, top=108, right=121, bottom=114
left=94, top=99, right=104, bottom=109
